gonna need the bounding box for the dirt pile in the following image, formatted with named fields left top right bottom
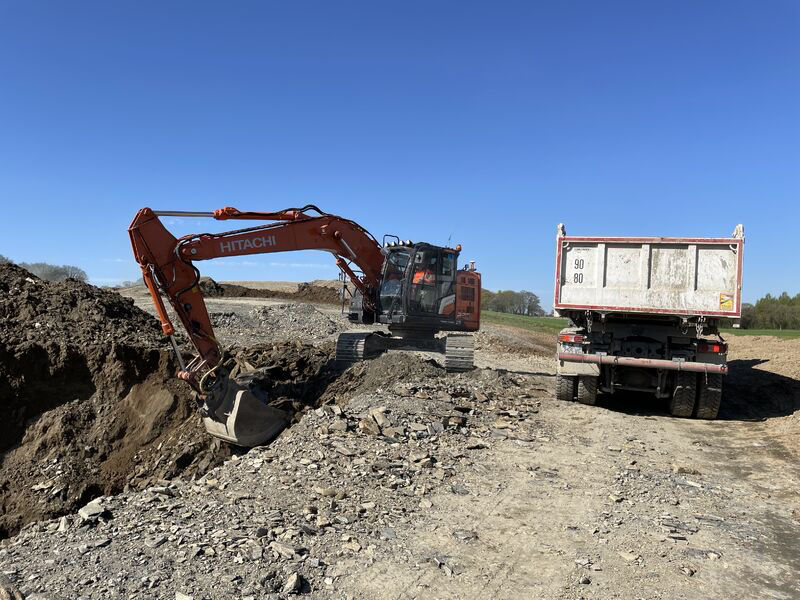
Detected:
left=208, top=304, right=348, bottom=347
left=250, top=304, right=345, bottom=341
left=0, top=264, right=163, bottom=449
left=199, top=277, right=340, bottom=304
left=0, top=265, right=230, bottom=539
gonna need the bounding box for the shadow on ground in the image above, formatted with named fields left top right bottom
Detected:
left=589, top=359, right=800, bottom=422
left=721, top=358, right=800, bottom=421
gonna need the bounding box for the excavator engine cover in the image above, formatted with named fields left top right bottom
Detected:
left=201, top=374, right=289, bottom=447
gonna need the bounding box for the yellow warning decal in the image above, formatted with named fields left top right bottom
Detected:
left=720, top=293, right=734, bottom=311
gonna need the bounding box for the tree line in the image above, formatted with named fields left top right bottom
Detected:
left=741, top=292, right=800, bottom=330
left=481, top=289, right=544, bottom=316
left=0, top=255, right=88, bottom=282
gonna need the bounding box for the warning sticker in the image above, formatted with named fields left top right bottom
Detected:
left=720, top=293, right=734, bottom=311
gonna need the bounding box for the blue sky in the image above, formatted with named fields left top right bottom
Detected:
left=0, top=1, right=797, bottom=308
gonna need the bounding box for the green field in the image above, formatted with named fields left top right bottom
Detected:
left=481, top=310, right=567, bottom=333
left=720, top=328, right=800, bottom=339
left=481, top=312, right=800, bottom=340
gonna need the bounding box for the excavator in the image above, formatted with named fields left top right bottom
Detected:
left=128, top=205, right=482, bottom=447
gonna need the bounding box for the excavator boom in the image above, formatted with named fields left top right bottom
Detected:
left=129, top=205, right=385, bottom=370
left=128, top=204, right=481, bottom=447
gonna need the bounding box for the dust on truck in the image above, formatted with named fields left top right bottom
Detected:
left=553, top=224, right=745, bottom=419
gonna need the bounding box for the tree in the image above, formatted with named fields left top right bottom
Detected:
left=0, top=254, right=10, bottom=264
left=120, top=277, right=145, bottom=287
left=482, top=288, right=544, bottom=317
left=17, top=262, right=88, bottom=282
left=519, top=290, right=544, bottom=316
left=741, top=293, right=800, bottom=330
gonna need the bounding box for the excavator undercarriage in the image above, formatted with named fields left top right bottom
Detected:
left=129, top=205, right=482, bottom=447
left=335, top=330, right=475, bottom=371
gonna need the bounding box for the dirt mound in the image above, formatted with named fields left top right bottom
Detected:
left=0, top=264, right=164, bottom=449
left=198, top=277, right=340, bottom=304
left=0, top=265, right=230, bottom=539
left=475, top=324, right=555, bottom=357
left=0, top=264, right=162, bottom=350
left=320, top=352, right=444, bottom=405
left=207, top=304, right=347, bottom=347
left=249, top=304, right=345, bottom=341
left=229, top=343, right=441, bottom=415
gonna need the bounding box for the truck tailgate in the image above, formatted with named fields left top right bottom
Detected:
left=554, top=235, right=744, bottom=318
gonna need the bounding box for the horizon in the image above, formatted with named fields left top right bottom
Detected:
left=1, top=1, right=798, bottom=309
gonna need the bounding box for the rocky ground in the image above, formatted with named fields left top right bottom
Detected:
left=1, top=272, right=799, bottom=599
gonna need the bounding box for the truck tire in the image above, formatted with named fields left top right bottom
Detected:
left=556, top=374, right=576, bottom=402
left=696, top=374, right=723, bottom=420
left=670, top=372, right=697, bottom=417
left=576, top=376, right=598, bottom=405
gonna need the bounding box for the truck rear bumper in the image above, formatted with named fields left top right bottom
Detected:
left=557, top=353, right=727, bottom=374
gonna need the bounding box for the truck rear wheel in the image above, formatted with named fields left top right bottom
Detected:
left=556, top=374, right=576, bottom=402
left=670, top=372, right=697, bottom=417
left=576, top=376, right=598, bottom=405
left=696, top=374, right=723, bottom=419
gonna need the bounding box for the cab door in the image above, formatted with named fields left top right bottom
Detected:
left=407, top=245, right=457, bottom=320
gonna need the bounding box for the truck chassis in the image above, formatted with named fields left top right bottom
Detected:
left=556, top=315, right=727, bottom=418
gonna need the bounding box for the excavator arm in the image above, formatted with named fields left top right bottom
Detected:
left=128, top=205, right=386, bottom=445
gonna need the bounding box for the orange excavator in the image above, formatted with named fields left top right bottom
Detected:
left=129, top=205, right=481, bottom=446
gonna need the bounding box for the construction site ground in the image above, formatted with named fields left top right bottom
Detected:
left=1, top=269, right=799, bottom=600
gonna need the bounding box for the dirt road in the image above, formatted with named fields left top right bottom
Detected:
left=2, top=278, right=799, bottom=599
left=344, top=393, right=800, bottom=600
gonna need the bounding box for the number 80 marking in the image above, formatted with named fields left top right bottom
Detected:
left=573, top=258, right=584, bottom=284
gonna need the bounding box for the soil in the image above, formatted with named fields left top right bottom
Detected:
left=199, top=277, right=340, bottom=304
left=0, top=265, right=229, bottom=539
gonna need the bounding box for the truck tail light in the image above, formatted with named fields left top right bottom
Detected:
left=698, top=342, right=727, bottom=354
left=559, top=334, right=585, bottom=344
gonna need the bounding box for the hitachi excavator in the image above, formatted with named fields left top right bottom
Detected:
left=128, top=205, right=481, bottom=447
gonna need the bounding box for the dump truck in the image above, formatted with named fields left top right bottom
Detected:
left=553, top=224, right=744, bottom=419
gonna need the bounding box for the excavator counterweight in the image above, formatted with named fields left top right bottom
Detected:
left=129, top=204, right=481, bottom=446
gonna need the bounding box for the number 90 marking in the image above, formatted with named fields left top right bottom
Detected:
left=573, top=258, right=584, bottom=284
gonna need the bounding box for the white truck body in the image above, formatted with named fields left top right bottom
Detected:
left=554, top=232, right=743, bottom=321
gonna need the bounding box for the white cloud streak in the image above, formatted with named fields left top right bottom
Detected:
left=268, top=262, right=334, bottom=269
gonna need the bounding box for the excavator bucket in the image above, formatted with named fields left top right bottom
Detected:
left=202, top=375, right=289, bottom=447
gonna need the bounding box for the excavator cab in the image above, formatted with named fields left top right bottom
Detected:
left=339, top=241, right=480, bottom=371
left=347, top=241, right=481, bottom=332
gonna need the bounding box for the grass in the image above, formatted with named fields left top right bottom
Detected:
left=481, top=312, right=800, bottom=340
left=481, top=310, right=567, bottom=333
left=720, top=328, right=800, bottom=339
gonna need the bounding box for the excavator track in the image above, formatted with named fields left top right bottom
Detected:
left=335, top=331, right=377, bottom=368
left=445, top=334, right=475, bottom=372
